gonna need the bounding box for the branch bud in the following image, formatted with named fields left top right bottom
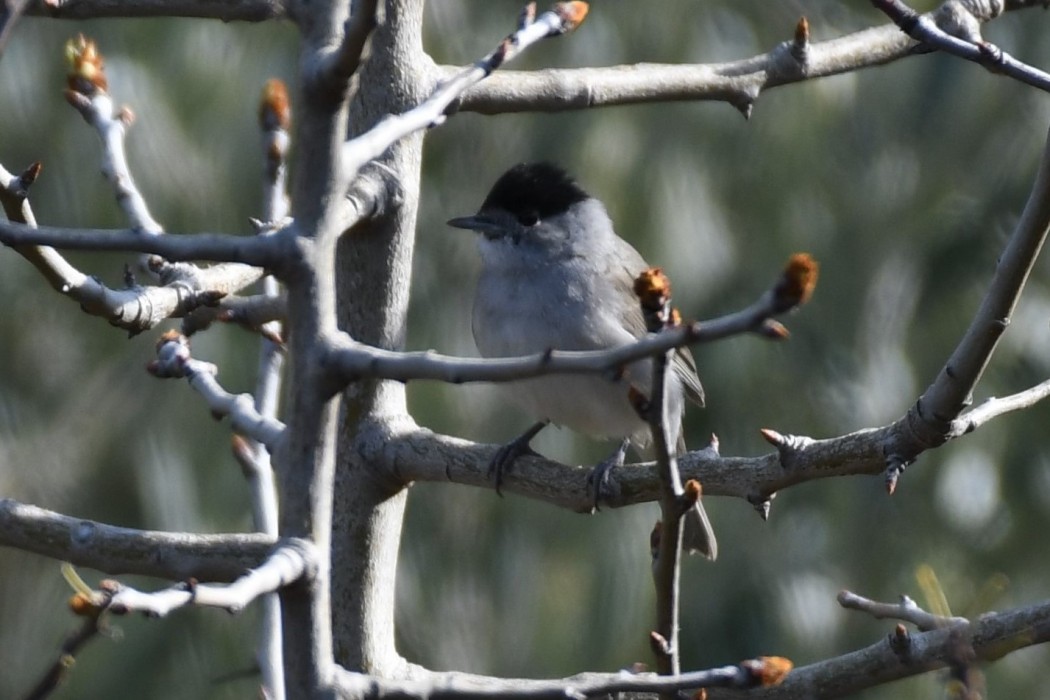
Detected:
left=772, top=253, right=819, bottom=312
left=794, top=16, right=810, bottom=46
left=65, top=34, right=108, bottom=95
left=259, top=78, right=292, bottom=132
left=742, top=656, right=793, bottom=687
left=552, top=2, right=589, bottom=33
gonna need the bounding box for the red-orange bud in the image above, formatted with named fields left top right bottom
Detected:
left=554, top=1, right=589, bottom=31
left=684, top=479, right=702, bottom=503
left=743, top=656, right=793, bottom=686
left=795, top=17, right=810, bottom=46
left=634, top=267, right=671, bottom=311
left=776, top=253, right=819, bottom=308
left=259, top=78, right=291, bottom=132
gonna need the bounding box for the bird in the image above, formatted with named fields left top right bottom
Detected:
left=448, top=162, right=716, bottom=559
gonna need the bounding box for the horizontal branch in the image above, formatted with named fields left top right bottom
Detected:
left=24, top=0, right=286, bottom=21
left=335, top=656, right=791, bottom=699
left=446, top=0, right=1019, bottom=116
left=837, top=590, right=968, bottom=632
left=0, top=219, right=282, bottom=267
left=379, top=369, right=1050, bottom=514
left=0, top=498, right=276, bottom=581
left=327, top=593, right=1050, bottom=698
left=92, top=540, right=313, bottom=617
left=363, top=420, right=875, bottom=515
left=325, top=254, right=814, bottom=386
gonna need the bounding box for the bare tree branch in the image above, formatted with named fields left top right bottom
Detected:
left=838, top=591, right=968, bottom=631
left=709, top=598, right=1050, bottom=699
left=65, top=36, right=163, bottom=236
left=149, top=332, right=287, bottom=451
left=446, top=0, right=1019, bottom=116
left=635, top=269, right=688, bottom=677
left=873, top=0, right=1050, bottom=92
left=0, top=161, right=268, bottom=332
left=82, top=541, right=313, bottom=617
left=882, top=119, right=1050, bottom=491
left=24, top=0, right=286, bottom=21
left=324, top=253, right=816, bottom=386
left=239, top=77, right=295, bottom=700
left=22, top=610, right=106, bottom=700
left=334, top=656, right=791, bottom=699
left=338, top=2, right=590, bottom=199
left=947, top=378, right=1050, bottom=437
left=0, top=498, right=275, bottom=580
left=0, top=219, right=283, bottom=267
left=312, top=0, right=378, bottom=94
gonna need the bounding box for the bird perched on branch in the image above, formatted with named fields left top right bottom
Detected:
left=448, top=162, right=716, bottom=559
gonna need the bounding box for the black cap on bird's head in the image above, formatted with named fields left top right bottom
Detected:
left=447, top=162, right=591, bottom=234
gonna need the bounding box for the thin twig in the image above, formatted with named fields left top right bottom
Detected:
left=838, top=590, right=968, bottom=631
left=324, top=253, right=816, bottom=386
left=22, top=612, right=105, bottom=700
left=148, top=332, right=287, bottom=451
left=339, top=2, right=589, bottom=192
left=635, top=269, right=686, bottom=677
left=99, top=541, right=312, bottom=617
left=873, top=0, right=1050, bottom=92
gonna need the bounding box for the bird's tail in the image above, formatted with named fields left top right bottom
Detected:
left=677, top=433, right=717, bottom=560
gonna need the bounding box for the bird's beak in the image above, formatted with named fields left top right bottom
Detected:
left=447, top=210, right=513, bottom=237
left=446, top=214, right=489, bottom=231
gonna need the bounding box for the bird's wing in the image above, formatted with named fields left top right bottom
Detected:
left=673, top=346, right=705, bottom=408
left=608, top=238, right=705, bottom=408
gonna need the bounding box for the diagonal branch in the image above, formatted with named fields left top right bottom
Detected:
left=714, top=597, right=1050, bottom=699
left=149, top=332, right=287, bottom=452
left=338, top=2, right=589, bottom=196
left=874, top=0, right=1050, bottom=92
left=947, top=378, right=1050, bottom=437
left=0, top=162, right=266, bottom=333
left=882, top=119, right=1050, bottom=490
left=65, top=35, right=163, bottom=236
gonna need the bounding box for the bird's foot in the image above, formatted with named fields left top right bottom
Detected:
left=489, top=421, right=547, bottom=496
left=586, top=437, right=630, bottom=512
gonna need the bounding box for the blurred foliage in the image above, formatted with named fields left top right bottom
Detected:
left=2, top=1, right=1050, bottom=698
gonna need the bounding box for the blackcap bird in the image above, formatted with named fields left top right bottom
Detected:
left=448, top=162, right=716, bottom=559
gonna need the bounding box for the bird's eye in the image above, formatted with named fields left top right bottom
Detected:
left=517, top=210, right=539, bottom=227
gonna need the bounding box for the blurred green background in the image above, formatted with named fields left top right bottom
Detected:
left=3, top=1, right=1050, bottom=698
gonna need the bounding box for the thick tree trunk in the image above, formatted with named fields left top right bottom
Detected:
left=331, top=0, right=431, bottom=677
